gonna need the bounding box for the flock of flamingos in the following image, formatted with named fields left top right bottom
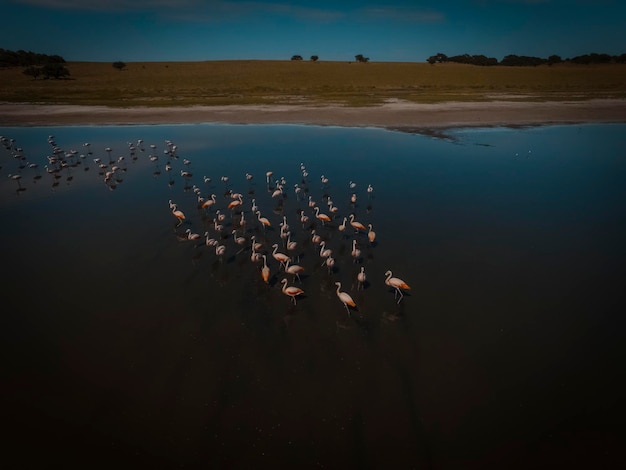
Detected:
left=2, top=133, right=411, bottom=318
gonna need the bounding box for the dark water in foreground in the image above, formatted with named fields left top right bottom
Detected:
left=1, top=124, right=624, bottom=468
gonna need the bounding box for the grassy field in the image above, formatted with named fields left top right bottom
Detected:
left=2, top=60, right=626, bottom=107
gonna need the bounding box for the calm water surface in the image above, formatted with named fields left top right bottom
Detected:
left=2, top=124, right=624, bottom=468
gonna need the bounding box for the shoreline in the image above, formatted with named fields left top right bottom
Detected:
left=1, top=99, right=625, bottom=133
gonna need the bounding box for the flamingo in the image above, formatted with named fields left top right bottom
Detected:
left=265, top=171, right=273, bottom=185
left=256, top=211, right=271, bottom=229
left=215, top=243, right=226, bottom=260
left=367, top=224, right=376, bottom=243
left=285, top=260, right=305, bottom=283
left=384, top=270, right=411, bottom=303
left=325, top=255, right=335, bottom=274
left=349, top=214, right=366, bottom=233
left=204, top=232, right=217, bottom=247
left=250, top=235, right=263, bottom=252
left=300, top=211, right=309, bottom=229
left=251, top=243, right=262, bottom=263
left=272, top=244, right=290, bottom=268
left=232, top=230, right=246, bottom=252
left=186, top=229, right=201, bottom=240
left=314, top=206, right=331, bottom=226
left=201, top=194, right=217, bottom=209
left=261, top=255, right=270, bottom=283
left=357, top=267, right=366, bottom=290
left=171, top=203, right=185, bottom=227
left=228, top=194, right=243, bottom=210
left=335, top=282, right=356, bottom=315
left=351, top=239, right=361, bottom=262
left=311, top=230, right=321, bottom=245
left=338, top=217, right=347, bottom=233
left=281, top=278, right=304, bottom=305
left=319, top=241, right=332, bottom=259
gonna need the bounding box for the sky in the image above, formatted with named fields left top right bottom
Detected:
left=2, top=0, right=625, bottom=62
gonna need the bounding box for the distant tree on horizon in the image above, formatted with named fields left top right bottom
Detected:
left=310, top=55, right=319, bottom=62
left=355, top=54, right=369, bottom=63
left=112, top=61, right=126, bottom=71
left=291, top=55, right=303, bottom=61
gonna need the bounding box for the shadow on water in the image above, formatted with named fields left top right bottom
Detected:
left=1, top=123, right=625, bottom=468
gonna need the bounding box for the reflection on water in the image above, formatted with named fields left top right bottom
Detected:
left=2, top=123, right=624, bottom=468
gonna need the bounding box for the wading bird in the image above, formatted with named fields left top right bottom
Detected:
left=384, top=270, right=411, bottom=303
left=357, top=267, right=366, bottom=290
left=261, top=255, right=270, bottom=283
left=335, top=282, right=356, bottom=315
left=281, top=278, right=304, bottom=304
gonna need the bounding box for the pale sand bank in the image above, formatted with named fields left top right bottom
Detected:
left=1, top=99, right=625, bottom=132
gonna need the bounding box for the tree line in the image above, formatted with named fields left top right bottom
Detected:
left=427, top=52, right=626, bottom=66
left=1, top=48, right=71, bottom=79
left=0, top=48, right=66, bottom=67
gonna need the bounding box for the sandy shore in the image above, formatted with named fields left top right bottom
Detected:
left=1, top=99, right=625, bottom=132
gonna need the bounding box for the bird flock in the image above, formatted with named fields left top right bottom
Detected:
left=2, top=132, right=412, bottom=320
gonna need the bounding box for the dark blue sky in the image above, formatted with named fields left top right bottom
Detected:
left=2, top=0, right=625, bottom=62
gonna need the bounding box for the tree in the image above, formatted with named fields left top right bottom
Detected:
left=112, top=61, right=126, bottom=71
left=291, top=55, right=303, bottom=61
left=355, top=54, right=369, bottom=63
left=547, top=55, right=562, bottom=66
left=23, top=65, right=42, bottom=79
left=310, top=55, right=319, bottom=62
left=42, top=63, right=70, bottom=79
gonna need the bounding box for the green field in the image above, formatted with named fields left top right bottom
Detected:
left=2, top=60, right=626, bottom=107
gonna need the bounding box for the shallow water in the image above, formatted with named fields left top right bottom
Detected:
left=2, top=123, right=624, bottom=468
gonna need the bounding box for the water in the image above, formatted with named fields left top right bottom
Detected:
left=2, top=123, right=624, bottom=468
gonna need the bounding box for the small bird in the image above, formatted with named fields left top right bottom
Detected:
left=335, top=282, right=356, bottom=315
left=281, top=278, right=304, bottom=304
left=384, top=270, right=411, bottom=303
